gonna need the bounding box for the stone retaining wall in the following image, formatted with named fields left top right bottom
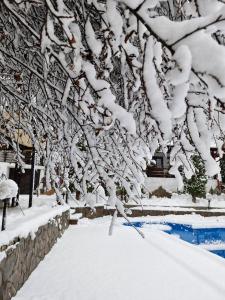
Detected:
left=74, top=206, right=225, bottom=218
left=0, top=210, right=70, bottom=300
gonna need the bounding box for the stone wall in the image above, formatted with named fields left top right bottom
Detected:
left=0, top=210, right=70, bottom=300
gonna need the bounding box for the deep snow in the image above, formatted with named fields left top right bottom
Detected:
left=13, top=216, right=225, bottom=300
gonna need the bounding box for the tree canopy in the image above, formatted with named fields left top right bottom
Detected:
left=1, top=0, right=225, bottom=209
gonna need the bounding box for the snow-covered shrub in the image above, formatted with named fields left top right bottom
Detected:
left=151, top=186, right=172, bottom=198
left=0, top=179, right=18, bottom=200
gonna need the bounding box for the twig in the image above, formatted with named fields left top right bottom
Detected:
left=122, top=211, right=145, bottom=239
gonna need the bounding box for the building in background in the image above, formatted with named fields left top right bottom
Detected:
left=0, top=133, right=44, bottom=195
left=145, top=148, right=219, bottom=194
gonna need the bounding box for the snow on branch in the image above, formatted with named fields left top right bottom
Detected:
left=1, top=0, right=225, bottom=203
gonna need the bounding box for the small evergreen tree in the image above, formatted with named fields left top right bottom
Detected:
left=184, top=155, right=207, bottom=202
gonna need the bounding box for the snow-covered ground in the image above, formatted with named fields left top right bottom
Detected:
left=127, top=193, right=225, bottom=209
left=1, top=192, right=225, bottom=251
left=13, top=216, right=225, bottom=300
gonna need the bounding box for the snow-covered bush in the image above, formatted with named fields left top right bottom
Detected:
left=1, top=0, right=225, bottom=209
left=0, top=179, right=18, bottom=200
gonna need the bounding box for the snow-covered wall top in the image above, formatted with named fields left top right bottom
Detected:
left=0, top=204, right=69, bottom=251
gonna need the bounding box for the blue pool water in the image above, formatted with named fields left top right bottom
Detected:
left=123, top=221, right=225, bottom=259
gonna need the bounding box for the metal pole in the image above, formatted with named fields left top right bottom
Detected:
left=29, top=146, right=36, bottom=208
left=16, top=187, right=20, bottom=206
left=65, top=192, right=69, bottom=204
left=208, top=199, right=211, bottom=209
left=1, top=198, right=8, bottom=231
left=12, top=163, right=19, bottom=207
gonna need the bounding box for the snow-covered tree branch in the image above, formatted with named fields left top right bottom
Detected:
left=1, top=0, right=225, bottom=207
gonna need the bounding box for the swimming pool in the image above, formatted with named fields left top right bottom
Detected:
left=123, top=221, right=225, bottom=259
